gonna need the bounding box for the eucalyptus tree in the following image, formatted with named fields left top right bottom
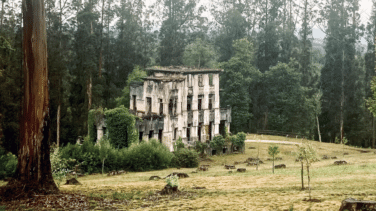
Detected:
left=366, top=1, right=376, bottom=148
left=157, top=0, right=204, bottom=66
left=211, top=0, right=248, bottom=62
left=1, top=0, right=59, bottom=197
left=0, top=0, right=23, bottom=154
left=256, top=0, right=282, bottom=72
left=319, top=0, right=365, bottom=144
left=220, top=38, right=260, bottom=133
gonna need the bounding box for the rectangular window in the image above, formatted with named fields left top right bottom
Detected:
left=149, top=130, right=154, bottom=139
left=158, top=130, right=163, bottom=143
left=133, top=95, right=137, bottom=111
left=198, top=74, right=203, bottom=87
left=198, top=95, right=203, bottom=110
left=174, top=128, right=177, bottom=140
left=198, top=124, right=201, bottom=141
left=209, top=94, right=214, bottom=110
left=139, top=132, right=143, bottom=142
left=209, top=74, right=213, bottom=86
left=159, top=99, right=163, bottom=115
left=187, top=95, right=192, bottom=111
left=187, top=126, right=191, bottom=142
left=147, top=97, right=152, bottom=114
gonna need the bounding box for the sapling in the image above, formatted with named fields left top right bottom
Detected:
left=268, top=145, right=280, bottom=174
left=296, top=142, right=319, bottom=200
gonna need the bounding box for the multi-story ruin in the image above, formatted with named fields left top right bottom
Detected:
left=129, top=66, right=231, bottom=151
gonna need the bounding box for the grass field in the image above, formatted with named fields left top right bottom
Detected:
left=1, top=134, right=376, bottom=210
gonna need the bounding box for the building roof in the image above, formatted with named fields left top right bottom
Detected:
left=146, top=66, right=223, bottom=74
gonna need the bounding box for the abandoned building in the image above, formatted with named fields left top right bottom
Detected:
left=129, top=66, right=231, bottom=151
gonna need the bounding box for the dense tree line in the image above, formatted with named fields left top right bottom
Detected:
left=1, top=0, right=375, bottom=154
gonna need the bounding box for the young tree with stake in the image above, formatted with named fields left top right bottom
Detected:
left=268, top=145, right=280, bottom=174
left=296, top=142, right=319, bottom=200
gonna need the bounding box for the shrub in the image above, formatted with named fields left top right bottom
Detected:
left=59, top=137, right=173, bottom=173
left=173, top=137, right=185, bottom=151
left=166, top=175, right=179, bottom=188
left=0, top=147, right=17, bottom=179
left=231, top=132, right=246, bottom=152
left=171, top=148, right=199, bottom=168
left=194, top=141, right=208, bottom=157
left=210, top=135, right=225, bottom=153
left=125, top=139, right=173, bottom=171
left=105, top=106, right=138, bottom=148
left=50, top=145, right=68, bottom=187
left=88, top=107, right=104, bottom=143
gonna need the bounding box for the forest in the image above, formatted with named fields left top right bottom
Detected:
left=0, top=0, right=376, bottom=155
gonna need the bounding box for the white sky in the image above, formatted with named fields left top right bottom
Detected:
left=144, top=0, right=374, bottom=25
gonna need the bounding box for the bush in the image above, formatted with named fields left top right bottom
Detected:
left=0, top=147, right=17, bottom=179
left=231, top=132, right=246, bottom=151
left=105, top=106, right=138, bottom=148
left=210, top=135, right=225, bottom=153
left=173, top=137, right=185, bottom=151
left=124, top=139, right=173, bottom=171
left=194, top=141, right=208, bottom=157
left=171, top=148, right=199, bottom=168
left=59, top=138, right=173, bottom=173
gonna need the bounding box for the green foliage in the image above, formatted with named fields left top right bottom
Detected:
left=171, top=148, right=199, bottom=168
left=0, top=147, right=17, bottom=179
left=183, top=38, right=215, bottom=68
left=88, top=107, right=104, bottom=143
left=210, top=135, right=225, bottom=152
left=124, top=139, right=173, bottom=171
left=173, top=137, right=185, bottom=152
left=50, top=145, right=69, bottom=187
left=268, top=145, right=280, bottom=158
left=296, top=142, right=319, bottom=166
left=194, top=141, right=208, bottom=157
left=220, top=38, right=259, bottom=133
left=116, top=66, right=147, bottom=108
left=231, top=132, right=246, bottom=148
left=166, top=175, right=179, bottom=188
left=268, top=145, right=280, bottom=174
left=104, top=106, right=137, bottom=148
left=98, top=136, right=112, bottom=174
left=60, top=138, right=173, bottom=173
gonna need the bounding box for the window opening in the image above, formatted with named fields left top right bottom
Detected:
left=187, top=95, right=192, bottom=111
left=198, top=74, right=203, bottom=87
left=133, top=95, right=137, bottom=111
left=159, top=99, right=163, bottom=115
left=147, top=97, right=152, bottom=114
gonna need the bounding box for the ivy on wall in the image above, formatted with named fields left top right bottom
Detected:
left=104, top=105, right=137, bottom=148
left=88, top=107, right=105, bottom=143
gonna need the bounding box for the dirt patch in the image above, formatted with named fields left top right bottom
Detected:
left=0, top=191, right=126, bottom=210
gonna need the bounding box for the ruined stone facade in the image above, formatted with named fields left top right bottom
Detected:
left=130, top=67, right=231, bottom=151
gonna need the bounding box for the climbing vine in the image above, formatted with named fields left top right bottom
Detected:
left=88, top=107, right=105, bottom=142
left=104, top=105, right=137, bottom=148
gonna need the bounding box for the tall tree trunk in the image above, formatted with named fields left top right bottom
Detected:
left=316, top=115, right=322, bottom=142
left=301, top=161, right=304, bottom=189
left=57, top=104, right=61, bottom=147
left=4, top=0, right=59, bottom=196
left=374, top=34, right=376, bottom=148
left=0, top=0, right=4, bottom=29
left=307, top=165, right=311, bottom=200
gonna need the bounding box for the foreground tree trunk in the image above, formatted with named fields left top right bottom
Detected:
left=3, top=0, right=59, bottom=197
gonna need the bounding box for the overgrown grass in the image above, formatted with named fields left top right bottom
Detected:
left=2, top=134, right=376, bottom=210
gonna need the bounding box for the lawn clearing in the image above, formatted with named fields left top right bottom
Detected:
left=1, top=135, right=376, bottom=210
